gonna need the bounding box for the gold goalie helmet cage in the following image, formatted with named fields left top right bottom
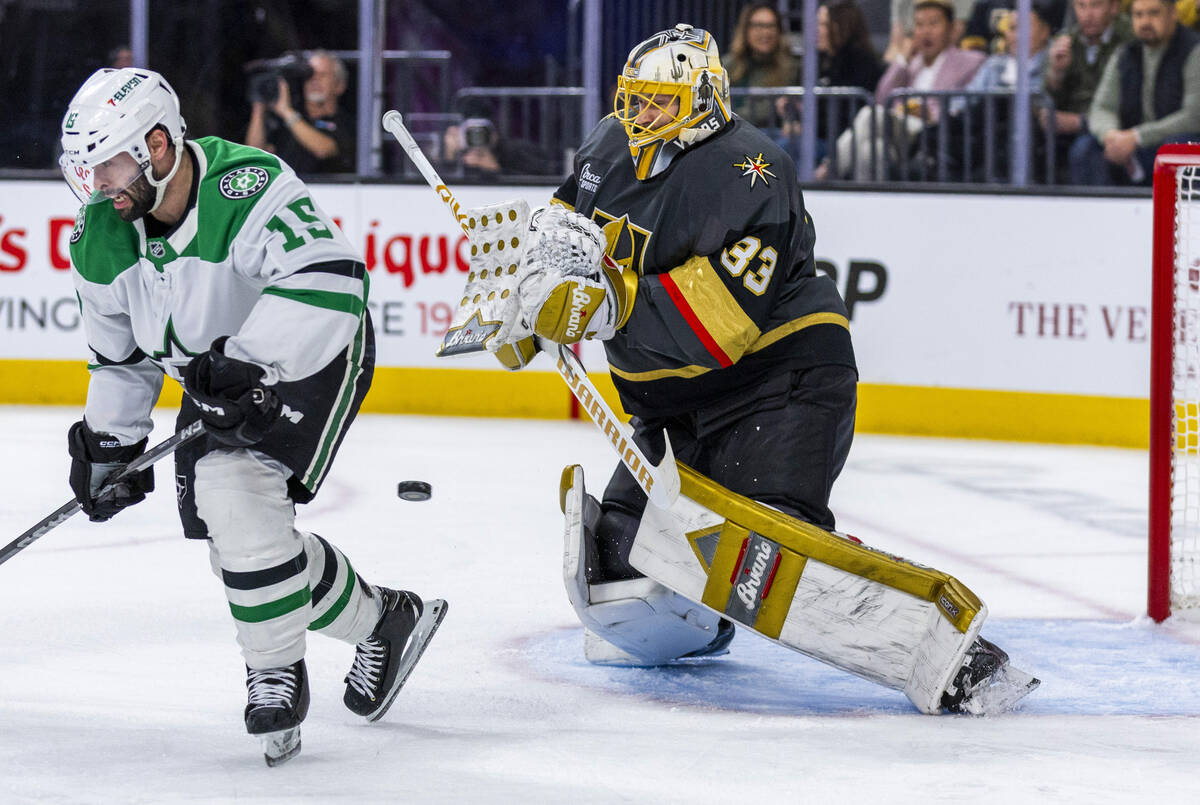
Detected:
left=614, top=24, right=731, bottom=180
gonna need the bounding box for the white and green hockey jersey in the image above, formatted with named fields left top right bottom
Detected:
left=69, top=136, right=368, bottom=445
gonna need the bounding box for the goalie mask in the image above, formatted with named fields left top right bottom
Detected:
left=59, top=67, right=187, bottom=215
left=614, top=23, right=731, bottom=180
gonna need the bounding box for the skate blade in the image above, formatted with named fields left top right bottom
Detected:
left=366, top=598, right=449, bottom=723
left=962, top=665, right=1041, bottom=716
left=261, top=727, right=302, bottom=767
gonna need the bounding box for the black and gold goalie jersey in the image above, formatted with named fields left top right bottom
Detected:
left=553, top=116, right=856, bottom=420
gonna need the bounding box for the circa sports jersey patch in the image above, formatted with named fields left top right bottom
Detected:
left=733, top=153, right=776, bottom=189
left=579, top=162, right=604, bottom=193
left=219, top=166, right=270, bottom=199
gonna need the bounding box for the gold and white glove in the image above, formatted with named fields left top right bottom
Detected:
left=517, top=208, right=637, bottom=344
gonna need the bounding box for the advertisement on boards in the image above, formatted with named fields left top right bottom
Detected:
left=0, top=180, right=1151, bottom=399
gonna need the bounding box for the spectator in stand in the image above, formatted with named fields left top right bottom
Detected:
left=441, top=117, right=559, bottom=180
left=945, top=5, right=1055, bottom=179
left=827, top=0, right=985, bottom=180
left=245, top=49, right=353, bottom=176
left=1069, top=0, right=1200, bottom=184
left=809, top=1, right=886, bottom=163
left=109, top=46, right=134, bottom=69
left=774, top=0, right=885, bottom=168
left=953, top=4, right=1054, bottom=108
left=886, top=0, right=973, bottom=60
left=960, top=0, right=1067, bottom=53
left=1039, top=0, right=1132, bottom=181
left=727, top=3, right=802, bottom=130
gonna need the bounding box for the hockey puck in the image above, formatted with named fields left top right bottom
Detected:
left=397, top=480, right=432, bottom=501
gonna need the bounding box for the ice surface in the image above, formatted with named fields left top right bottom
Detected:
left=1, top=407, right=1197, bottom=803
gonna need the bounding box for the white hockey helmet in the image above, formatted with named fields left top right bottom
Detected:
left=614, top=24, right=731, bottom=180
left=59, top=67, right=187, bottom=210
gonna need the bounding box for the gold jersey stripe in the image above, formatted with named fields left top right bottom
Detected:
left=665, top=254, right=760, bottom=358
left=747, top=312, right=850, bottom=353
left=608, top=309, right=849, bottom=382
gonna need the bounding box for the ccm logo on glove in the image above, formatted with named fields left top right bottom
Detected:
left=183, top=337, right=282, bottom=447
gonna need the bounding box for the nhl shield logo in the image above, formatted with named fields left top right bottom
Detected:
left=219, top=166, right=270, bottom=199
left=148, top=240, right=166, bottom=259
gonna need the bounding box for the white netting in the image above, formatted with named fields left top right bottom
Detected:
left=1171, top=164, right=1200, bottom=610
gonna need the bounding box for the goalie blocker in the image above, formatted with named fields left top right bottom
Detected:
left=559, top=464, right=1039, bottom=715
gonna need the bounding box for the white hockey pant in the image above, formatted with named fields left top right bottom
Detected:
left=195, top=448, right=380, bottom=669
left=561, top=466, right=726, bottom=666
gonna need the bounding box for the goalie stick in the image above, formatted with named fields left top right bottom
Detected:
left=0, top=420, right=207, bottom=566
left=381, top=110, right=680, bottom=507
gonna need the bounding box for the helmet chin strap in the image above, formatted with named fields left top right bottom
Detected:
left=145, top=137, right=184, bottom=214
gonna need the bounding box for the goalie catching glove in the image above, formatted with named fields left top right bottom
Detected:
left=516, top=206, right=638, bottom=344
left=183, top=337, right=281, bottom=447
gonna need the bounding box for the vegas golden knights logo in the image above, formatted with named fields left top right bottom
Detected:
left=592, top=208, right=651, bottom=276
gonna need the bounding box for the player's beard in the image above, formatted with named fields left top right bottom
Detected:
left=112, top=174, right=156, bottom=222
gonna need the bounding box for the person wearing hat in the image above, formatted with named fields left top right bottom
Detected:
left=954, top=4, right=1055, bottom=105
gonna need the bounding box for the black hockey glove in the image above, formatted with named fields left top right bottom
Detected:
left=67, top=420, right=155, bottom=523
left=183, top=337, right=281, bottom=448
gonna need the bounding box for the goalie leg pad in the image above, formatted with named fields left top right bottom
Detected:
left=561, top=465, right=731, bottom=665
left=628, top=463, right=1009, bottom=714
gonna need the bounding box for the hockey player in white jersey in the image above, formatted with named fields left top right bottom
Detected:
left=57, top=67, right=447, bottom=765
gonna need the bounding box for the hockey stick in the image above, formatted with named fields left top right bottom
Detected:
left=552, top=343, right=679, bottom=507
left=0, top=420, right=207, bottom=566
left=381, top=110, right=680, bottom=508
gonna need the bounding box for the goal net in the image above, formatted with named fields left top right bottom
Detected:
left=1150, top=144, right=1200, bottom=621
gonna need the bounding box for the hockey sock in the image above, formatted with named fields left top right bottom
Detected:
left=301, top=532, right=380, bottom=643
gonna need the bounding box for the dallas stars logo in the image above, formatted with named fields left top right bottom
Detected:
left=149, top=316, right=199, bottom=379
left=219, top=166, right=269, bottom=199
left=733, top=153, right=776, bottom=188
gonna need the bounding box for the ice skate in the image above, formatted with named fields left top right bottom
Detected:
left=245, top=659, right=309, bottom=766
left=941, top=637, right=1040, bottom=715
left=344, top=588, right=448, bottom=722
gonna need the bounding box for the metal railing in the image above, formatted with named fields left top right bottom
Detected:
left=730, top=86, right=1060, bottom=185
left=330, top=49, right=453, bottom=176
left=885, top=89, right=1057, bottom=185
left=448, top=87, right=589, bottom=177
left=731, top=86, right=877, bottom=180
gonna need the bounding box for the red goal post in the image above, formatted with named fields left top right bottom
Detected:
left=1150, top=143, right=1200, bottom=621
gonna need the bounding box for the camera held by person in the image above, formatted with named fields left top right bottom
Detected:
left=244, top=50, right=352, bottom=175
left=441, top=117, right=557, bottom=179
left=244, top=52, right=314, bottom=106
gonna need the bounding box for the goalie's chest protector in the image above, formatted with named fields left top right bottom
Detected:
left=555, top=117, right=855, bottom=418
left=559, top=118, right=774, bottom=277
